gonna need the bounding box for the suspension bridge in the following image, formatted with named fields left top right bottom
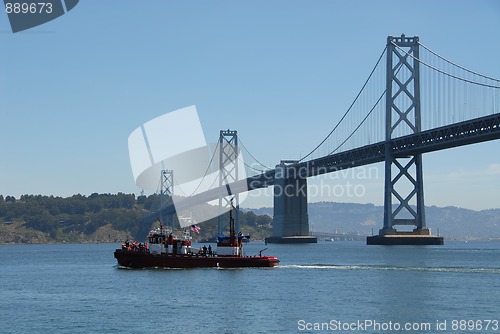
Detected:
left=148, top=35, right=500, bottom=245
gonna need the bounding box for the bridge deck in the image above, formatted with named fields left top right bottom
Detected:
left=148, top=113, right=500, bottom=222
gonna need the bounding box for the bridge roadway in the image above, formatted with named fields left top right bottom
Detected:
left=146, top=112, right=500, bottom=222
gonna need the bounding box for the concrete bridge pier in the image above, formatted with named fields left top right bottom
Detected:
left=265, top=161, right=317, bottom=244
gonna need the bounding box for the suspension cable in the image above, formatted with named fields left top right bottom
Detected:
left=325, top=60, right=405, bottom=155
left=418, top=42, right=500, bottom=83
left=173, top=178, right=188, bottom=196
left=225, top=139, right=268, bottom=174
left=236, top=152, right=267, bottom=173
left=328, top=89, right=386, bottom=155
left=205, top=167, right=220, bottom=193
left=238, top=137, right=271, bottom=170
left=298, top=46, right=388, bottom=162
left=392, top=42, right=500, bottom=89
left=184, top=140, right=220, bottom=197
left=230, top=145, right=266, bottom=173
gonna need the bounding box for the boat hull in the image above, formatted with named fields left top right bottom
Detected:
left=114, top=249, right=280, bottom=268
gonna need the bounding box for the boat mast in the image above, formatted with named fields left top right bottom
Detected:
left=229, top=205, right=236, bottom=246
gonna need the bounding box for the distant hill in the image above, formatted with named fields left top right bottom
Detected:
left=2, top=194, right=498, bottom=243
left=0, top=193, right=272, bottom=244
left=248, top=202, right=500, bottom=241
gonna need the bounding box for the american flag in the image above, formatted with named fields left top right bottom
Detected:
left=190, top=224, right=201, bottom=234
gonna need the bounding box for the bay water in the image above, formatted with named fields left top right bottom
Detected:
left=1, top=241, right=499, bottom=333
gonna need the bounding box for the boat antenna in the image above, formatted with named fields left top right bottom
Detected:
left=229, top=198, right=236, bottom=246
left=259, top=248, right=268, bottom=256
left=229, top=197, right=235, bottom=224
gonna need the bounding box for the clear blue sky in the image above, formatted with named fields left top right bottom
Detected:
left=1, top=0, right=499, bottom=210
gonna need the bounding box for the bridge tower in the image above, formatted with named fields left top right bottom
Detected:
left=368, top=34, right=443, bottom=245
left=160, top=169, right=175, bottom=231
left=265, top=161, right=317, bottom=244
left=217, top=130, right=240, bottom=235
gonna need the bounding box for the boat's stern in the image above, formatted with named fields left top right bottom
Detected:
left=264, top=255, right=280, bottom=267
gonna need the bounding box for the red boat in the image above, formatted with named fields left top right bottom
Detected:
left=114, top=208, right=280, bottom=269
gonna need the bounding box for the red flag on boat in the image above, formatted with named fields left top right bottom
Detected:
left=190, top=224, right=201, bottom=234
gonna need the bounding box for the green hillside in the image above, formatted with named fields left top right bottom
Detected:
left=0, top=194, right=272, bottom=244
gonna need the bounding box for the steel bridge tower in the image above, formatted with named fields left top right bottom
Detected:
left=160, top=169, right=175, bottom=230
left=217, top=130, right=240, bottom=235
left=382, top=35, right=427, bottom=234
left=370, top=34, right=441, bottom=244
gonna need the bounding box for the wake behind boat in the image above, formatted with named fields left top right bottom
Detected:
left=114, top=208, right=280, bottom=269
